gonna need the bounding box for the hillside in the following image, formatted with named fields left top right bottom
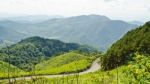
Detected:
left=3, top=54, right=149, bottom=84
left=0, top=37, right=93, bottom=71
left=0, top=15, right=137, bottom=50
left=0, top=61, right=27, bottom=78
left=35, top=52, right=96, bottom=75
left=102, top=21, right=150, bottom=70
left=53, top=54, right=149, bottom=84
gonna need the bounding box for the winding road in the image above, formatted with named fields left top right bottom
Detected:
left=0, top=58, right=100, bottom=82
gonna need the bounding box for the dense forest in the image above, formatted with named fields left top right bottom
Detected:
left=0, top=37, right=95, bottom=71
left=102, top=21, right=150, bottom=70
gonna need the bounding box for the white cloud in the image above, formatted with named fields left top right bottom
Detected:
left=0, top=0, right=150, bottom=22
left=148, top=7, right=150, bottom=12
left=104, top=0, right=117, bottom=2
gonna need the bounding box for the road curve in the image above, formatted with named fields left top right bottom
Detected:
left=0, top=58, right=100, bottom=82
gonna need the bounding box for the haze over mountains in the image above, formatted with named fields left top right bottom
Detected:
left=0, top=15, right=138, bottom=50
left=1, top=15, right=64, bottom=23
left=129, top=21, right=144, bottom=26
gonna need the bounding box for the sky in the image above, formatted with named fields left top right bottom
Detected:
left=0, top=0, right=150, bottom=22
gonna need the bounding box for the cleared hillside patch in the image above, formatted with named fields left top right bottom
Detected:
left=35, top=52, right=96, bottom=75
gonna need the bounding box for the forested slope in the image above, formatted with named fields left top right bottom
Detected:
left=0, top=37, right=94, bottom=71
left=102, top=21, right=150, bottom=70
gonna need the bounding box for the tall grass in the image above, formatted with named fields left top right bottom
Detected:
left=0, top=61, right=29, bottom=79
left=35, top=52, right=95, bottom=75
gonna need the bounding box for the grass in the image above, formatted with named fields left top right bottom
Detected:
left=0, top=52, right=96, bottom=79
left=5, top=54, right=149, bottom=84
left=35, top=52, right=96, bottom=75
left=0, top=61, right=28, bottom=79
left=35, top=59, right=92, bottom=75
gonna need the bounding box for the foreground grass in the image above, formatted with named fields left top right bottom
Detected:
left=3, top=54, right=149, bottom=84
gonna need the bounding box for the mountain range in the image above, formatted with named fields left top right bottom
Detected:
left=0, top=15, right=64, bottom=23
left=0, top=15, right=138, bottom=50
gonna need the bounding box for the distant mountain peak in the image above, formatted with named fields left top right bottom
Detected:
left=0, top=15, right=137, bottom=51
left=70, top=14, right=110, bottom=21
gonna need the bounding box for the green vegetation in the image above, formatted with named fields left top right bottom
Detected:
left=50, top=54, right=150, bottom=84
left=123, top=53, right=150, bottom=83
left=102, top=22, right=150, bottom=70
left=0, top=61, right=28, bottom=79
left=35, top=52, right=95, bottom=75
left=0, top=51, right=97, bottom=79
left=0, top=21, right=149, bottom=84
left=0, top=37, right=94, bottom=71
left=3, top=54, right=149, bottom=84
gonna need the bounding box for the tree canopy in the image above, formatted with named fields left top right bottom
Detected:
left=101, top=21, right=150, bottom=70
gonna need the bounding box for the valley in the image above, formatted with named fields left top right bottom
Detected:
left=0, top=0, right=150, bottom=83
left=0, top=18, right=149, bottom=84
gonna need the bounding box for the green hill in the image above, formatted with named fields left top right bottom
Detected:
left=102, top=21, right=150, bottom=70
left=0, top=61, right=27, bottom=78
left=35, top=52, right=96, bottom=75
left=0, top=37, right=93, bottom=71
